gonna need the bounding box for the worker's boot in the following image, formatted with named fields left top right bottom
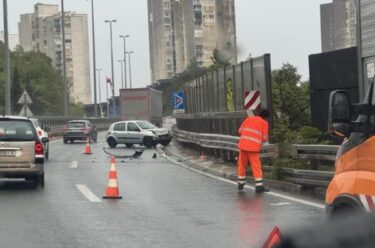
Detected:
left=238, top=183, right=245, bottom=191
left=255, top=185, right=270, bottom=194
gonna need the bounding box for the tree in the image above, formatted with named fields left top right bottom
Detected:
left=0, top=41, right=83, bottom=116
left=271, top=63, right=322, bottom=143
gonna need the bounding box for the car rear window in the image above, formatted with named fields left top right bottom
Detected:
left=0, top=120, right=36, bottom=141
left=67, top=122, right=86, bottom=128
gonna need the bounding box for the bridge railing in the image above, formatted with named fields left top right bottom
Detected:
left=172, top=125, right=339, bottom=188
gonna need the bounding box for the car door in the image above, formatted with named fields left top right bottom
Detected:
left=125, top=122, right=143, bottom=144
left=112, top=122, right=126, bottom=143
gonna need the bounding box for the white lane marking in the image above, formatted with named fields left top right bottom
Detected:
left=162, top=152, right=325, bottom=209
left=76, top=184, right=102, bottom=202
left=270, top=202, right=291, bottom=206
left=70, top=161, right=79, bottom=168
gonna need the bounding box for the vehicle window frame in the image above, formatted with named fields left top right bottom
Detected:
left=114, top=122, right=126, bottom=131
left=127, top=122, right=140, bottom=132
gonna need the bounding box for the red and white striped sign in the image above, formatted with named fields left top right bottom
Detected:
left=244, top=90, right=261, bottom=110
left=359, top=194, right=375, bottom=212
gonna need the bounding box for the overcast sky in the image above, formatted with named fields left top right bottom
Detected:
left=0, top=0, right=331, bottom=103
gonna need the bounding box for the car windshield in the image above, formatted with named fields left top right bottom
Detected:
left=136, top=121, right=156, bottom=130
left=0, top=120, right=35, bottom=141
left=67, top=122, right=86, bottom=128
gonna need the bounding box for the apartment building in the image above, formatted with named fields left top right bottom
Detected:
left=18, top=3, right=91, bottom=104
left=148, top=0, right=237, bottom=82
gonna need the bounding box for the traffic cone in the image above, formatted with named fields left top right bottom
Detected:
left=103, top=157, right=122, bottom=199
left=83, top=136, right=92, bottom=154
left=262, top=226, right=282, bottom=248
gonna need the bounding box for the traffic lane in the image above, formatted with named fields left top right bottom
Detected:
left=0, top=134, right=325, bottom=248
left=69, top=140, right=325, bottom=247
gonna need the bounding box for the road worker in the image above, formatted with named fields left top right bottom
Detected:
left=237, top=108, right=270, bottom=193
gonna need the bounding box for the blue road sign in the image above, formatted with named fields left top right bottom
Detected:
left=173, top=91, right=185, bottom=113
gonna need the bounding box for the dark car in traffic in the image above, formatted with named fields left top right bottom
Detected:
left=63, top=120, right=97, bottom=144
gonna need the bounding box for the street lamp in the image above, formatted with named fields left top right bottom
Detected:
left=118, top=59, right=125, bottom=89
left=127, top=51, right=134, bottom=89
left=104, top=19, right=117, bottom=117
left=3, top=0, right=11, bottom=114
left=89, top=0, right=98, bottom=117
left=119, top=34, right=129, bottom=89
left=61, top=0, right=68, bottom=115
left=95, top=68, right=103, bottom=117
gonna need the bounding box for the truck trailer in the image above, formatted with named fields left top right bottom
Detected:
left=119, top=88, right=163, bottom=126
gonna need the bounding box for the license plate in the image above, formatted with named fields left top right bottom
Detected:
left=72, top=129, right=81, bottom=132
left=0, top=150, right=16, bottom=157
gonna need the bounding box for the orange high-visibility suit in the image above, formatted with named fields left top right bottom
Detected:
left=237, top=115, right=269, bottom=188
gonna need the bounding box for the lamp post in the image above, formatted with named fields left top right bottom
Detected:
left=61, top=0, right=68, bottom=116
left=90, top=0, right=98, bottom=117
left=3, top=0, right=11, bottom=114
left=96, top=68, right=103, bottom=117
left=118, top=59, right=125, bottom=89
left=104, top=19, right=117, bottom=117
left=127, top=51, right=134, bottom=88
left=119, top=34, right=129, bottom=89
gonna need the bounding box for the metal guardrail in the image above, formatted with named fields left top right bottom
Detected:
left=35, top=116, right=119, bottom=137
left=172, top=126, right=338, bottom=188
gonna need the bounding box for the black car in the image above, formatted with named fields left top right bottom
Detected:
left=63, top=120, right=97, bottom=144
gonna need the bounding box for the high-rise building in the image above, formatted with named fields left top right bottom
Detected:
left=320, top=0, right=357, bottom=52
left=18, top=3, right=91, bottom=104
left=148, top=0, right=237, bottom=82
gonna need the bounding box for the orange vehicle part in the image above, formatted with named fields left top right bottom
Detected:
left=326, top=136, right=375, bottom=214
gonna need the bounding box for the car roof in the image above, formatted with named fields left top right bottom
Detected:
left=0, top=115, right=32, bottom=121
left=68, top=120, right=88, bottom=123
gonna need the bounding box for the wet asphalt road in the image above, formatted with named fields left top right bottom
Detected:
left=0, top=133, right=325, bottom=248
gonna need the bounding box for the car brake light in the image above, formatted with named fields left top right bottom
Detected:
left=35, top=141, right=44, bottom=155
left=63, top=127, right=68, bottom=132
left=81, top=128, right=89, bottom=133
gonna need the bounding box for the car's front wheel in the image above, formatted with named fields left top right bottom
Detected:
left=160, top=139, right=171, bottom=146
left=107, top=137, right=117, bottom=148
left=143, top=136, right=155, bottom=149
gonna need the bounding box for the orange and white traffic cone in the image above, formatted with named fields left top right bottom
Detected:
left=262, top=226, right=282, bottom=248
left=103, top=157, right=122, bottom=199
left=83, top=136, right=92, bottom=154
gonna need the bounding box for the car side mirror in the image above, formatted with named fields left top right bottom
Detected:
left=328, top=90, right=351, bottom=137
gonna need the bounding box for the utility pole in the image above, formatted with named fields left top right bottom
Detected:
left=96, top=69, right=103, bottom=117
left=3, top=0, right=11, bottom=114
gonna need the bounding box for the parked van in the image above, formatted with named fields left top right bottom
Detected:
left=326, top=82, right=375, bottom=216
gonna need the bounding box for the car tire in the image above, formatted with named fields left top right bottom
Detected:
left=46, top=145, right=49, bottom=160
left=125, top=143, right=133, bottom=148
left=143, top=137, right=154, bottom=149
left=35, top=173, right=44, bottom=189
left=161, top=139, right=171, bottom=146
left=107, top=137, right=117, bottom=148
